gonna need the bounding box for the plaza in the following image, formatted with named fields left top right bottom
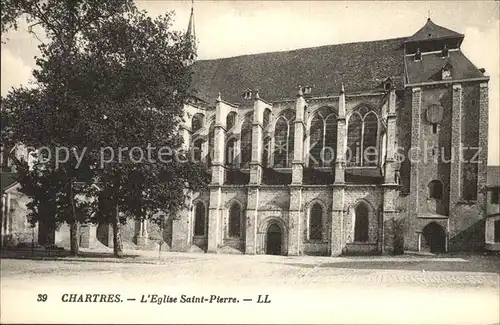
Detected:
left=1, top=251, right=499, bottom=324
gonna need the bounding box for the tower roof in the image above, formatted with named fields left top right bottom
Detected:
left=186, top=3, right=196, bottom=43
left=405, top=50, right=485, bottom=84
left=406, top=18, right=464, bottom=43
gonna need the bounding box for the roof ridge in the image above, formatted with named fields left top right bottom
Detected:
left=191, top=35, right=406, bottom=104
left=406, top=19, right=464, bottom=43
left=427, top=18, right=464, bottom=36
left=195, top=37, right=407, bottom=62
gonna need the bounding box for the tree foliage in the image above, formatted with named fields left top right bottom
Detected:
left=1, top=0, right=208, bottom=257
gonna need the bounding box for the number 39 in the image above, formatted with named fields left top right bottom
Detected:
left=37, top=294, right=48, bottom=302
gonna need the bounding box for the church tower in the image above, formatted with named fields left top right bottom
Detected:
left=404, top=18, right=489, bottom=253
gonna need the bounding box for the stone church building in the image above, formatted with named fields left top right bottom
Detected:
left=1, top=12, right=493, bottom=255
left=167, top=13, right=490, bottom=256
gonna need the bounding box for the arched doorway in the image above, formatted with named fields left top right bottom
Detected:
left=422, top=222, right=446, bottom=253
left=266, top=223, right=282, bottom=255
left=354, top=203, right=369, bottom=242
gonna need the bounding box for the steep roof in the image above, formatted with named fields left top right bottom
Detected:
left=189, top=38, right=406, bottom=105
left=405, top=50, right=485, bottom=84
left=405, top=18, right=464, bottom=43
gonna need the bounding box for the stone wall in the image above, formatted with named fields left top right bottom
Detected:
left=1, top=185, right=37, bottom=247
left=415, top=86, right=452, bottom=215
left=402, top=82, right=488, bottom=252
left=172, top=184, right=385, bottom=256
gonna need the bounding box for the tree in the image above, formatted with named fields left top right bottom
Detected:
left=13, top=157, right=92, bottom=247
left=78, top=7, right=208, bottom=257
left=2, top=0, right=135, bottom=256
left=2, top=86, right=97, bottom=255
left=2, top=0, right=208, bottom=257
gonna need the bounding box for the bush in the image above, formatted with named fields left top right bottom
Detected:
left=16, top=242, right=32, bottom=249
left=44, top=244, right=65, bottom=251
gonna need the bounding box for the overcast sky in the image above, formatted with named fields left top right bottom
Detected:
left=1, top=1, right=499, bottom=165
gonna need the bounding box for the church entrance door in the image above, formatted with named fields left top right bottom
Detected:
left=266, top=223, right=282, bottom=255
left=422, top=222, right=446, bottom=253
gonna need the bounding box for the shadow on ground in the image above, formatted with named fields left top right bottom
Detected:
left=281, top=254, right=500, bottom=273
left=0, top=248, right=145, bottom=262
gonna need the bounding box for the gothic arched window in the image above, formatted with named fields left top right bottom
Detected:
left=226, top=138, right=237, bottom=167
left=309, top=113, right=323, bottom=166
left=273, top=110, right=295, bottom=168
left=194, top=202, right=206, bottom=236
left=263, top=108, right=271, bottom=128
left=354, top=203, right=369, bottom=242
left=240, top=115, right=253, bottom=168
left=309, top=203, right=323, bottom=240
left=192, top=113, right=204, bottom=134
left=193, top=138, right=203, bottom=162
left=346, top=107, right=379, bottom=167
left=347, top=113, right=362, bottom=166
left=462, top=163, right=478, bottom=201
left=208, top=122, right=215, bottom=166
left=362, top=112, right=378, bottom=166
left=309, top=108, right=337, bottom=167
left=324, top=113, right=337, bottom=163
left=428, top=180, right=443, bottom=199
left=226, top=112, right=236, bottom=130
left=228, top=203, right=241, bottom=237
left=262, top=137, right=271, bottom=168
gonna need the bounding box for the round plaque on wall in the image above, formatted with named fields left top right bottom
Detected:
left=426, top=104, right=444, bottom=124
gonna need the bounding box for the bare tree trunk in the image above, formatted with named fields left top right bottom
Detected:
left=69, top=220, right=79, bottom=256
left=113, top=203, right=123, bottom=258
left=68, top=179, right=79, bottom=256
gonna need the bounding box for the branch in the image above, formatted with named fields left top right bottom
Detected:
left=31, top=1, right=64, bottom=46
left=27, top=21, right=43, bottom=42
left=7, top=153, right=29, bottom=173
left=80, top=9, right=117, bottom=31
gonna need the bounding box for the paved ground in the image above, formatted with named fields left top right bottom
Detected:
left=1, top=250, right=499, bottom=324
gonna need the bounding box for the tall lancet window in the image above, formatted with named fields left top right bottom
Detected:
left=309, top=107, right=337, bottom=167
left=193, top=138, right=203, bottom=162
left=191, top=113, right=204, bottom=134
left=228, top=203, right=241, bottom=237
left=226, top=138, right=237, bottom=167
left=347, top=113, right=363, bottom=166
left=263, top=109, right=271, bottom=128
left=354, top=203, right=369, bottom=242
left=208, top=122, right=215, bottom=166
left=362, top=112, right=379, bottom=166
left=309, top=114, right=324, bottom=166
left=309, top=203, right=323, bottom=240
left=194, top=202, right=205, bottom=236
left=346, top=107, right=379, bottom=167
left=324, top=113, right=337, bottom=164
left=226, top=112, right=236, bottom=130
left=262, top=137, right=271, bottom=168
left=240, top=115, right=253, bottom=169
left=273, top=110, right=295, bottom=168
